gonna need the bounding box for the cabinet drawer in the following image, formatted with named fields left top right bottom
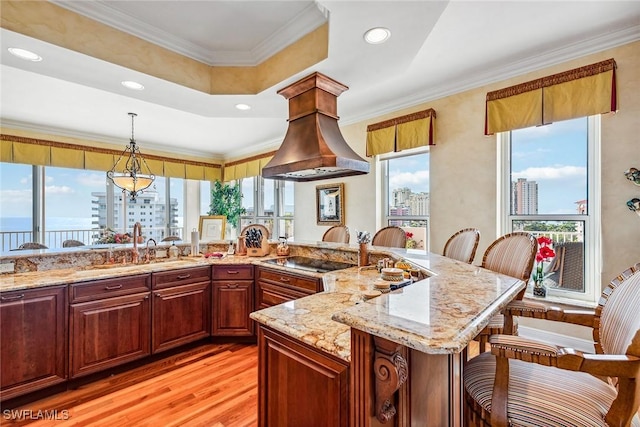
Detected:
left=212, top=265, right=254, bottom=280
left=152, top=266, right=211, bottom=289
left=257, top=281, right=309, bottom=309
left=71, top=274, right=150, bottom=303
left=257, top=268, right=320, bottom=293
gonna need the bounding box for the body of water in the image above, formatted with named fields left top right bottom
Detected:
left=1, top=217, right=96, bottom=252
left=0, top=217, right=94, bottom=232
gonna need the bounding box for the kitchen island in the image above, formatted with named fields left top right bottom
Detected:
left=250, top=249, right=525, bottom=427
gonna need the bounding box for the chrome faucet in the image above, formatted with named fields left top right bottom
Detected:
left=132, top=222, right=142, bottom=264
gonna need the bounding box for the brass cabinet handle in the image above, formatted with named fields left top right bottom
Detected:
left=227, top=283, right=238, bottom=289
left=104, top=284, right=123, bottom=290
left=176, top=274, right=191, bottom=280
left=279, top=277, right=290, bottom=283
left=226, top=270, right=239, bottom=274
left=1, top=293, right=25, bottom=301
left=154, top=293, right=161, bottom=297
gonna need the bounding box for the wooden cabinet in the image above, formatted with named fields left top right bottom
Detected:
left=258, top=326, right=349, bottom=427
left=69, top=275, right=151, bottom=379
left=255, top=266, right=322, bottom=310
left=152, top=266, right=211, bottom=353
left=212, top=265, right=254, bottom=336
left=0, top=286, right=67, bottom=401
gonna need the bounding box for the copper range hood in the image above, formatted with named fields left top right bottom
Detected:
left=262, top=72, right=370, bottom=182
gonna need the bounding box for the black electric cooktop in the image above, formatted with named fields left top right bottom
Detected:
left=263, top=256, right=355, bottom=273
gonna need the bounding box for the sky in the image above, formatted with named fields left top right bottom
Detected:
left=0, top=117, right=588, bottom=229
left=511, top=117, right=587, bottom=214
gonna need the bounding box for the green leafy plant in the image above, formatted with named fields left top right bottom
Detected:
left=208, top=181, right=246, bottom=229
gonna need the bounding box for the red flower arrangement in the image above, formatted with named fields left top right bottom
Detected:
left=534, top=236, right=556, bottom=288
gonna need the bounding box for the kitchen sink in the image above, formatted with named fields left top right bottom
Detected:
left=263, top=256, right=355, bottom=273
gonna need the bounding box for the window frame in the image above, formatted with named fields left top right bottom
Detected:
left=379, top=147, right=430, bottom=251
left=499, top=115, right=601, bottom=306
left=239, top=176, right=293, bottom=239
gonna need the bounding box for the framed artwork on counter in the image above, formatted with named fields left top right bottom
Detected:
left=316, top=183, right=344, bottom=225
left=198, top=215, right=226, bottom=241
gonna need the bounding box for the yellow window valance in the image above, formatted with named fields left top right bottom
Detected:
left=366, top=109, right=436, bottom=157
left=485, top=58, right=617, bottom=135
left=223, top=152, right=276, bottom=182
left=0, top=135, right=222, bottom=179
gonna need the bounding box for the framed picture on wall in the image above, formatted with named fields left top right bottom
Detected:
left=316, top=183, right=344, bottom=225
left=199, top=215, right=226, bottom=241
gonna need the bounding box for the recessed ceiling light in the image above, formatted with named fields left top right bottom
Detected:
left=121, top=80, right=145, bottom=90
left=235, top=103, right=251, bottom=111
left=8, top=47, right=42, bottom=62
left=364, top=27, right=391, bottom=44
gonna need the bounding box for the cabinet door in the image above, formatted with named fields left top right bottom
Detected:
left=0, top=286, right=67, bottom=400
left=70, top=292, right=150, bottom=378
left=212, top=280, right=254, bottom=336
left=152, top=282, right=210, bottom=353
left=258, top=326, right=349, bottom=427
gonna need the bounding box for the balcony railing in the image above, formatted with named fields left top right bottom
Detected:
left=525, top=230, right=582, bottom=243
left=1, top=227, right=184, bottom=251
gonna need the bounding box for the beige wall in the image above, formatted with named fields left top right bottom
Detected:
left=295, top=41, right=640, bottom=289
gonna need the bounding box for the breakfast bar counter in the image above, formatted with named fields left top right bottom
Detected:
left=250, top=249, right=526, bottom=427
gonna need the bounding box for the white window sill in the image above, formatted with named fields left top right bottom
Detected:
left=524, top=288, right=598, bottom=309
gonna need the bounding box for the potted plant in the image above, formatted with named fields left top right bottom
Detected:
left=208, top=181, right=246, bottom=239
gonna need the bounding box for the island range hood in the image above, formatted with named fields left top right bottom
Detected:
left=261, top=72, right=370, bottom=182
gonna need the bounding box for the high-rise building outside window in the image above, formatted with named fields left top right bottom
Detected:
left=382, top=151, right=429, bottom=251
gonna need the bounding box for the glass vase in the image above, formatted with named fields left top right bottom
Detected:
left=533, top=267, right=546, bottom=297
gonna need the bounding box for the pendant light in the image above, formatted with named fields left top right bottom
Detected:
left=107, top=112, right=155, bottom=200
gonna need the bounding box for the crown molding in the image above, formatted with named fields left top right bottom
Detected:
left=51, top=1, right=326, bottom=66
left=342, top=24, right=640, bottom=127
left=250, top=2, right=327, bottom=65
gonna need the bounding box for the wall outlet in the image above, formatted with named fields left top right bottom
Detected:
left=0, top=262, right=15, bottom=273
left=156, top=249, right=167, bottom=258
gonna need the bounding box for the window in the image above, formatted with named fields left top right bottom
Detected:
left=169, top=177, right=184, bottom=237
left=0, top=163, right=33, bottom=251
left=240, top=177, right=293, bottom=239
left=0, top=163, right=193, bottom=249
left=381, top=151, right=429, bottom=251
left=502, top=116, right=600, bottom=305
left=200, top=181, right=211, bottom=215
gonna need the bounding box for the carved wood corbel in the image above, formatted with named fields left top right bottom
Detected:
left=373, top=337, right=408, bottom=423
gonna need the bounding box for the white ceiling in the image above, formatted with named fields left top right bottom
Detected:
left=1, top=1, right=639, bottom=160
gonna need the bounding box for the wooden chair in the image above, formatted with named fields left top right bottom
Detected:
left=546, top=241, right=584, bottom=291
left=464, top=262, right=640, bottom=427
left=475, top=232, right=537, bottom=353
left=17, top=242, right=48, bottom=250
left=322, top=226, right=350, bottom=244
left=62, top=239, right=85, bottom=248
left=240, top=224, right=270, bottom=240
left=443, top=228, right=480, bottom=264
left=371, top=226, right=407, bottom=248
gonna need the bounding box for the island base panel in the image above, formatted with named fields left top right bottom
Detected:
left=258, top=326, right=349, bottom=427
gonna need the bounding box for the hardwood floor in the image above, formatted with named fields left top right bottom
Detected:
left=2, top=342, right=258, bottom=427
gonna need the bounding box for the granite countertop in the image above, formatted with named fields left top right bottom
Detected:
left=250, top=252, right=525, bottom=362
left=0, top=255, right=256, bottom=292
